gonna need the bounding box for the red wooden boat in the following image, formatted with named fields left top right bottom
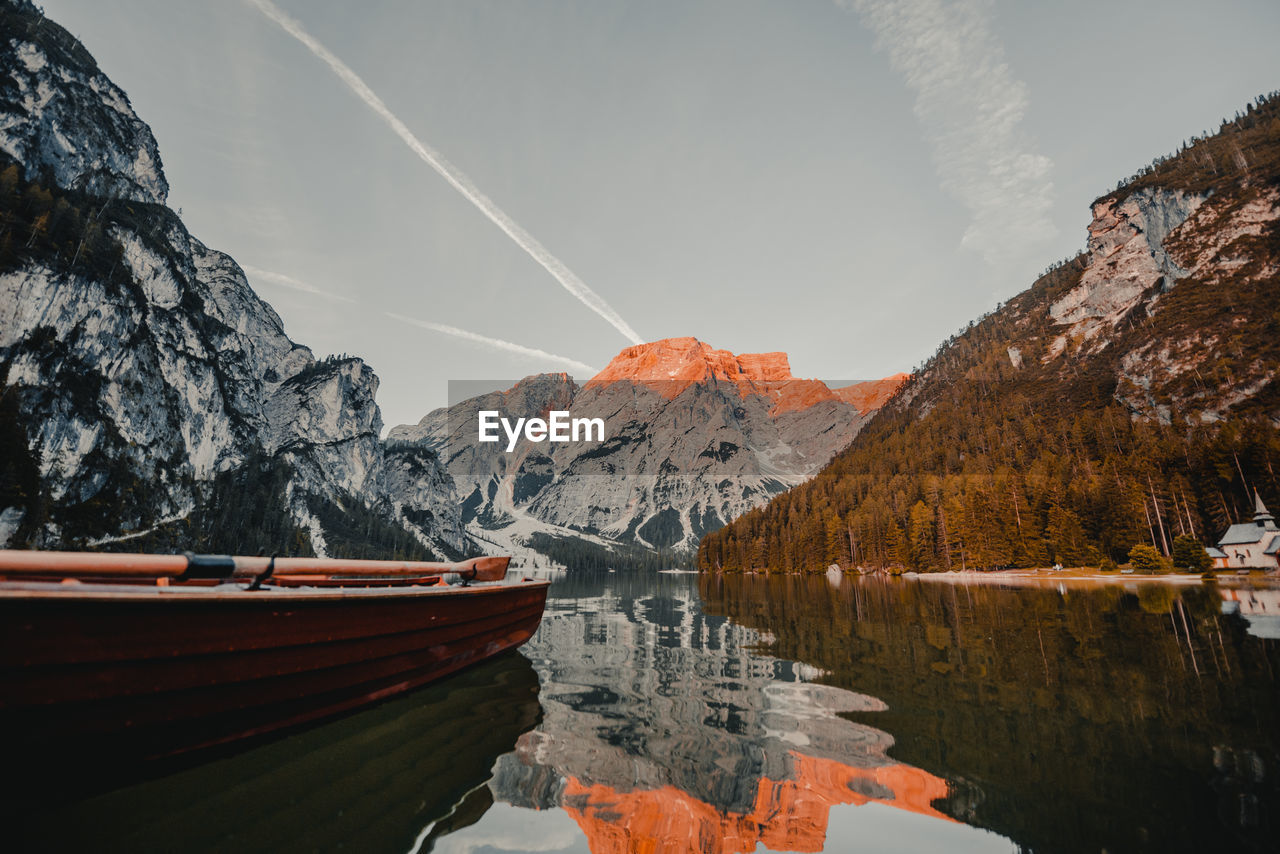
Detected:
left=0, top=550, right=550, bottom=762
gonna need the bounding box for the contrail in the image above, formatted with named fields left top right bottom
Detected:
left=386, top=312, right=598, bottom=376
left=241, top=264, right=355, bottom=303
left=841, top=0, right=1055, bottom=267
left=241, top=262, right=596, bottom=372
left=248, top=0, right=644, bottom=346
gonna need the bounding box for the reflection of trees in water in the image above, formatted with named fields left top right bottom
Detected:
left=701, top=573, right=1280, bottom=854
left=489, top=571, right=955, bottom=853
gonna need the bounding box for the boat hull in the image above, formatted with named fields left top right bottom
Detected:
left=0, top=579, right=550, bottom=760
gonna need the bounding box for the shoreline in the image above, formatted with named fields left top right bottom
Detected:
left=895, top=567, right=1280, bottom=589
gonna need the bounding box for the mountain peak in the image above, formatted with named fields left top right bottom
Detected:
left=0, top=2, right=169, bottom=205
left=585, top=337, right=905, bottom=416
left=587, top=337, right=793, bottom=389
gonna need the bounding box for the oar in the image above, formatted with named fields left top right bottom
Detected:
left=0, top=550, right=511, bottom=585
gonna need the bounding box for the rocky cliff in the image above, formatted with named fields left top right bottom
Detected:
left=0, top=0, right=469, bottom=557
left=1042, top=184, right=1278, bottom=422
left=389, top=337, right=905, bottom=556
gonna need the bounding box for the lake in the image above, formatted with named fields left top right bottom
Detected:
left=14, top=571, right=1279, bottom=853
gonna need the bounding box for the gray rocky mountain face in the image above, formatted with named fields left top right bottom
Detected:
left=0, top=1, right=468, bottom=557
left=0, top=1, right=166, bottom=206
left=389, top=341, right=900, bottom=555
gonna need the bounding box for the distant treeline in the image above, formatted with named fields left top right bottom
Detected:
left=526, top=532, right=691, bottom=573
left=1103, top=90, right=1280, bottom=200
left=176, top=455, right=438, bottom=561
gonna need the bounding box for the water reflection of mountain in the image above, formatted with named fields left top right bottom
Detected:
left=552, top=753, right=954, bottom=854
left=488, top=572, right=958, bottom=853
left=701, top=574, right=1280, bottom=854
left=15, top=654, right=541, bottom=854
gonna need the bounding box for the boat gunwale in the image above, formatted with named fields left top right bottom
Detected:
left=0, top=577, right=551, bottom=603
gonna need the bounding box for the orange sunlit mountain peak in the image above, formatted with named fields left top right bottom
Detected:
left=585, top=337, right=907, bottom=416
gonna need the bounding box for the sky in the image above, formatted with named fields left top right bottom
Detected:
left=39, top=0, right=1280, bottom=429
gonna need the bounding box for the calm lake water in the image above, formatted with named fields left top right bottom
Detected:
left=15, top=571, right=1280, bottom=853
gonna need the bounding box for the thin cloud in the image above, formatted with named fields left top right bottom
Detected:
left=239, top=265, right=596, bottom=373
left=247, top=0, right=644, bottom=345
left=386, top=312, right=598, bottom=376
left=843, top=0, right=1056, bottom=266
left=240, top=263, right=355, bottom=303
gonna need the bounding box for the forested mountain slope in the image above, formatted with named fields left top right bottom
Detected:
left=700, top=94, right=1280, bottom=572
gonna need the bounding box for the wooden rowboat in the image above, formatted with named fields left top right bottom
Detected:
left=0, top=550, right=550, bottom=765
